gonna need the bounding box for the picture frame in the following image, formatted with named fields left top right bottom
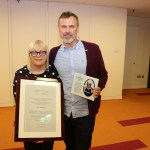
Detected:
left=14, top=76, right=64, bottom=141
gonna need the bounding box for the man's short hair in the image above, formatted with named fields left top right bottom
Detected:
left=58, top=11, right=79, bottom=26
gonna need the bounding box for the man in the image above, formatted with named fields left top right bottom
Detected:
left=49, top=11, right=108, bottom=150
left=83, top=80, right=93, bottom=97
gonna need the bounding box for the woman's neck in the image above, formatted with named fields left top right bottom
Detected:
left=27, top=64, right=46, bottom=75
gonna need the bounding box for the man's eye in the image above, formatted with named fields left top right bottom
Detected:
left=61, top=26, right=67, bottom=29
left=69, top=26, right=74, bottom=29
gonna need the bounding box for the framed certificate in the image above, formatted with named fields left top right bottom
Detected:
left=14, top=76, right=64, bottom=141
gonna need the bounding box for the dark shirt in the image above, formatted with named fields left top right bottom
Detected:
left=13, top=64, right=59, bottom=99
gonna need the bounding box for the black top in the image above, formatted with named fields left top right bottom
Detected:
left=13, top=64, right=59, bottom=99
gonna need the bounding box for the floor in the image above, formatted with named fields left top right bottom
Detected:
left=0, top=88, right=150, bottom=150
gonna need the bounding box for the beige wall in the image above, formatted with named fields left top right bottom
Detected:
left=123, top=17, right=150, bottom=89
left=0, top=1, right=12, bottom=106
left=0, top=0, right=127, bottom=106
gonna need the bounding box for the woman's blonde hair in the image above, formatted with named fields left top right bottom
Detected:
left=27, top=40, right=49, bottom=70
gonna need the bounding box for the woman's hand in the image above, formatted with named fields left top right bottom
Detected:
left=35, top=141, right=43, bottom=143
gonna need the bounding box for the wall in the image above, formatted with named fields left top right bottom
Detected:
left=0, top=0, right=127, bottom=106
left=0, top=1, right=13, bottom=106
left=123, top=17, right=150, bottom=89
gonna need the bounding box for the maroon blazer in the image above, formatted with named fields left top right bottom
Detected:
left=49, top=41, right=108, bottom=117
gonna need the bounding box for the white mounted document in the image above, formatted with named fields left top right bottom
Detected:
left=71, top=73, right=99, bottom=101
left=14, top=76, right=64, bottom=142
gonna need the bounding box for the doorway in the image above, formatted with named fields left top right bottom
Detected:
left=148, top=59, right=150, bottom=88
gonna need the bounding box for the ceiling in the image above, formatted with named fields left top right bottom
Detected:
left=21, top=0, right=150, bottom=18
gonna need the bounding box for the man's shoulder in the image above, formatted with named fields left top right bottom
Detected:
left=81, top=41, right=100, bottom=52
left=49, top=45, right=61, bottom=62
left=81, top=41, right=99, bottom=48
left=50, top=45, right=61, bottom=51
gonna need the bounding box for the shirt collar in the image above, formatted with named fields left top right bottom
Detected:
left=60, top=37, right=84, bottom=51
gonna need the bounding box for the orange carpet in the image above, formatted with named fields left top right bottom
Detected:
left=3, top=139, right=147, bottom=150
left=0, top=88, right=150, bottom=150
left=4, top=148, right=24, bottom=150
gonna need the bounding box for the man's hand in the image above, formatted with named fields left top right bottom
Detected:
left=92, top=87, right=101, bottom=98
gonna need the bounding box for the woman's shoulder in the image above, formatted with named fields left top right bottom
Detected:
left=48, top=64, right=56, bottom=71
left=15, top=65, right=28, bottom=75
left=46, top=64, right=59, bottom=78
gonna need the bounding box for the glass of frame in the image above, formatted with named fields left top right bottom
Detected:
left=14, top=76, right=64, bottom=142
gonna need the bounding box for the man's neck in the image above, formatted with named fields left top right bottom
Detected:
left=64, top=38, right=78, bottom=49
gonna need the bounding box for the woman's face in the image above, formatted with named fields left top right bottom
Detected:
left=29, top=45, right=47, bottom=67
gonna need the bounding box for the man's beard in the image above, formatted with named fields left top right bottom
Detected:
left=63, top=35, right=76, bottom=44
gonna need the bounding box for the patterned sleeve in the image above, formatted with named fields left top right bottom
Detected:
left=50, top=64, right=59, bottom=79
left=13, top=71, right=18, bottom=100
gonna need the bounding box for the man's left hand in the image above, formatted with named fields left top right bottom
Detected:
left=92, top=87, right=101, bottom=98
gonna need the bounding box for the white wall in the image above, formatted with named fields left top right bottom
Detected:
left=90, top=6, right=127, bottom=100
left=123, top=17, right=150, bottom=89
left=0, top=0, right=13, bottom=106
left=0, top=0, right=127, bottom=106
left=11, top=0, right=48, bottom=76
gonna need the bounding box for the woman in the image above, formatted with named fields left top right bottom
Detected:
left=13, top=40, right=59, bottom=150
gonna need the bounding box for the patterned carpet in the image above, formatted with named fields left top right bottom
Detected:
left=90, top=140, right=147, bottom=150
left=4, top=140, right=147, bottom=150
left=136, top=92, right=150, bottom=96
left=1, top=89, right=150, bottom=150
left=118, top=117, right=150, bottom=126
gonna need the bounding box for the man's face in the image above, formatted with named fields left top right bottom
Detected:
left=87, top=83, right=91, bottom=88
left=58, top=16, right=79, bottom=44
